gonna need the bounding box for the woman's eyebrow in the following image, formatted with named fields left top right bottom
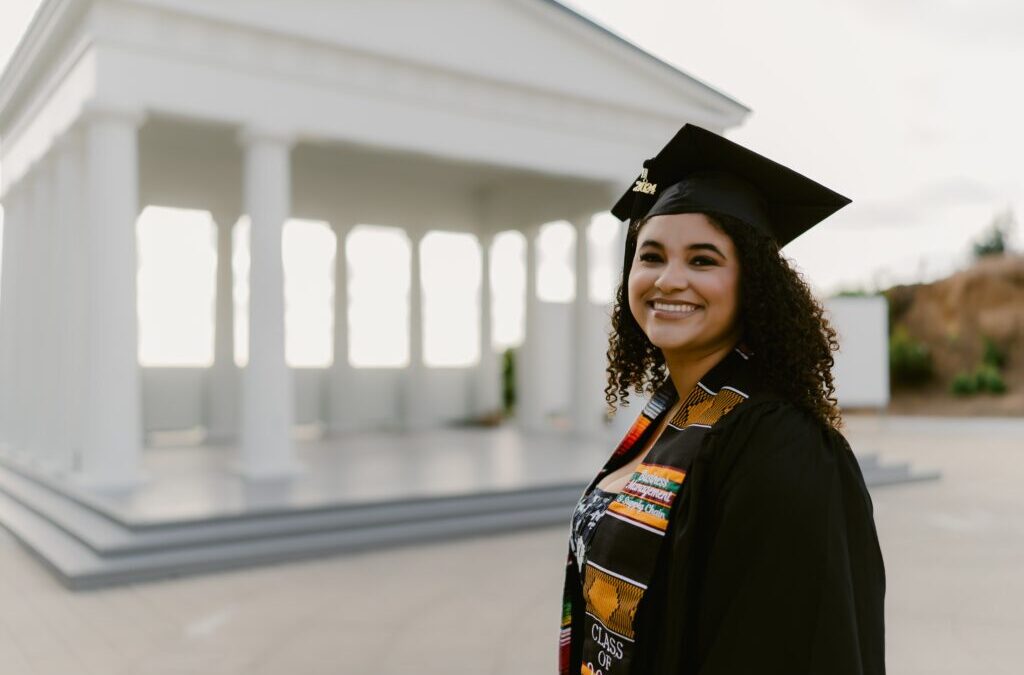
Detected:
left=689, top=243, right=726, bottom=258
left=638, top=240, right=726, bottom=258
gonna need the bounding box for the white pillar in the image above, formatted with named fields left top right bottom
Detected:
left=76, top=107, right=146, bottom=488
left=328, top=223, right=353, bottom=434
left=516, top=223, right=545, bottom=432
left=26, top=156, right=56, bottom=469
left=205, top=208, right=239, bottom=443
left=607, top=217, right=630, bottom=432
left=16, top=171, right=37, bottom=461
left=473, top=229, right=502, bottom=418
left=52, top=129, right=86, bottom=473
left=39, top=152, right=65, bottom=471
left=0, top=183, right=27, bottom=454
left=401, top=228, right=430, bottom=431
left=236, top=128, right=300, bottom=479
left=571, top=215, right=602, bottom=437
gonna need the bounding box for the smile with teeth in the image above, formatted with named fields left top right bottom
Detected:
left=650, top=301, right=701, bottom=314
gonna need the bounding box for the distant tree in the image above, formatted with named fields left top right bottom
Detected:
left=832, top=288, right=872, bottom=298
left=972, top=208, right=1016, bottom=259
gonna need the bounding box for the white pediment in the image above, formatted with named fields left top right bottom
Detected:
left=123, top=0, right=745, bottom=122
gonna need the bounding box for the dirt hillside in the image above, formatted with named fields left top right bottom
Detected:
left=884, top=253, right=1024, bottom=416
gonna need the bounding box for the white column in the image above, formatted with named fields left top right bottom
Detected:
left=51, top=129, right=85, bottom=473
left=607, top=217, right=630, bottom=433
left=76, top=108, right=146, bottom=488
left=571, top=215, right=602, bottom=437
left=473, top=229, right=502, bottom=418
left=401, top=228, right=430, bottom=431
left=26, top=156, right=56, bottom=469
left=16, top=167, right=40, bottom=462
left=613, top=218, right=629, bottom=287
left=236, top=128, right=300, bottom=478
left=328, top=223, right=352, bottom=434
left=39, top=152, right=64, bottom=470
left=205, top=208, right=239, bottom=443
left=10, top=178, right=34, bottom=462
left=516, top=223, right=545, bottom=432
left=0, top=183, right=27, bottom=453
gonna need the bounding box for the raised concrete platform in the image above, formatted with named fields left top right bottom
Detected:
left=0, top=422, right=938, bottom=589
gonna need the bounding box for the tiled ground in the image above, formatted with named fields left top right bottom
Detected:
left=0, top=413, right=1021, bottom=674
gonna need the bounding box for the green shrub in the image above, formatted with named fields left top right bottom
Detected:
left=981, top=337, right=1007, bottom=369
left=974, top=364, right=1007, bottom=394
left=950, top=372, right=977, bottom=396
left=889, top=326, right=933, bottom=386
left=502, top=347, right=516, bottom=413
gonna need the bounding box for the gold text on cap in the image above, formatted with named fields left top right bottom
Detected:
left=633, top=168, right=657, bottom=195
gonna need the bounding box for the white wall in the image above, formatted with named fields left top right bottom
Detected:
left=825, top=295, right=890, bottom=409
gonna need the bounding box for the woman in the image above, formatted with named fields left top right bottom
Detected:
left=559, top=124, right=886, bottom=675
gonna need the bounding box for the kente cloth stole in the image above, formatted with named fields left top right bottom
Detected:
left=559, top=349, right=752, bottom=675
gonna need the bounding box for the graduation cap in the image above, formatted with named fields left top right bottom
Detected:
left=611, top=124, right=851, bottom=247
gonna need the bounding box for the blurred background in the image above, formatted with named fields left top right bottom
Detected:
left=0, top=1, right=1021, bottom=674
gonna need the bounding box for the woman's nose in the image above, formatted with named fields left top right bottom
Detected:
left=654, top=262, right=690, bottom=294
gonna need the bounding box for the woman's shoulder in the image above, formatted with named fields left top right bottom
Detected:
left=713, top=391, right=829, bottom=447
left=707, top=393, right=844, bottom=486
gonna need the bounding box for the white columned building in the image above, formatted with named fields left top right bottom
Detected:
left=0, top=0, right=748, bottom=490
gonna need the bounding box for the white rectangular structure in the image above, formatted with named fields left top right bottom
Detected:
left=826, top=295, right=890, bottom=409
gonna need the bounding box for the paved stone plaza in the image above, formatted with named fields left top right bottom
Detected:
left=0, top=413, right=1021, bottom=674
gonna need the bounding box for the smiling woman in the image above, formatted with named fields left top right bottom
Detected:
left=559, top=124, right=886, bottom=675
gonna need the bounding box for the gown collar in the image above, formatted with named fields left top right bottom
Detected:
left=646, top=343, right=756, bottom=417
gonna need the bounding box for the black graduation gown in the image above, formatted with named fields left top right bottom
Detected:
left=561, top=379, right=886, bottom=674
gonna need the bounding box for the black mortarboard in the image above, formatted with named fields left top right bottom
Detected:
left=611, top=124, right=851, bottom=246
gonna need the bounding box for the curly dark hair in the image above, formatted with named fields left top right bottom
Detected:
left=604, top=211, right=842, bottom=429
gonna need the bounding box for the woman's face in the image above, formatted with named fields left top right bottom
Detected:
left=627, top=212, right=742, bottom=360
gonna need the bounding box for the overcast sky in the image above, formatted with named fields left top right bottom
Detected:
left=2, top=0, right=1021, bottom=294
left=561, top=0, right=1024, bottom=292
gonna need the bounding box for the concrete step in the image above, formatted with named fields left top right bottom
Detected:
left=855, top=453, right=880, bottom=470
left=0, top=462, right=583, bottom=557
left=853, top=452, right=942, bottom=487
left=0, top=484, right=575, bottom=589
left=0, top=450, right=938, bottom=590
left=861, top=462, right=941, bottom=487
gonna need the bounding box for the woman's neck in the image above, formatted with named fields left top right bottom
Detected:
left=662, top=341, right=739, bottom=402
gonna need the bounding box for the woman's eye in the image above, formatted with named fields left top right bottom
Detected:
left=638, top=253, right=717, bottom=265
